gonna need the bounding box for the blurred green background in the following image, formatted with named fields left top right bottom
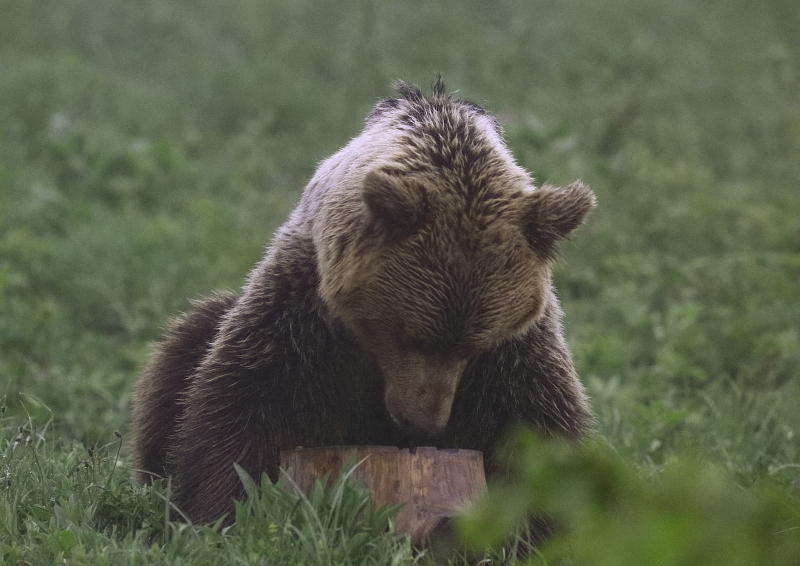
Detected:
left=1, top=0, right=799, bottom=491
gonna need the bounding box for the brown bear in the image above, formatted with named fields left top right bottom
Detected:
left=128, top=80, right=595, bottom=528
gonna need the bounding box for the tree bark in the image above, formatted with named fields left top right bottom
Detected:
left=280, top=445, right=486, bottom=544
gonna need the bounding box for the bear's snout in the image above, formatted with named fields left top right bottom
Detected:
left=380, top=355, right=467, bottom=438
left=385, top=387, right=453, bottom=437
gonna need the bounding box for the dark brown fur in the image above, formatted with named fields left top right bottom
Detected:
left=128, top=81, right=595, bottom=528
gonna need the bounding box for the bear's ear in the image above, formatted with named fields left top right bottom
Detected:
left=521, top=181, right=595, bottom=259
left=362, top=169, right=427, bottom=237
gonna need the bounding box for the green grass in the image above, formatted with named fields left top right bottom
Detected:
left=1, top=0, right=799, bottom=563
left=0, top=402, right=417, bottom=565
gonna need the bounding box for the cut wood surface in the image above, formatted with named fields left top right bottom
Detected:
left=280, top=445, right=487, bottom=543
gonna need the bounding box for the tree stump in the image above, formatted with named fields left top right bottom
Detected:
left=280, top=445, right=486, bottom=544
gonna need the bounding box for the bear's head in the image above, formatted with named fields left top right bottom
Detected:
left=316, top=84, right=595, bottom=438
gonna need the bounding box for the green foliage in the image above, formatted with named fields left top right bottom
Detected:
left=459, top=428, right=800, bottom=565
left=231, top=462, right=415, bottom=565
left=1, top=0, right=798, bottom=562
left=0, top=401, right=165, bottom=564
left=0, top=407, right=416, bottom=565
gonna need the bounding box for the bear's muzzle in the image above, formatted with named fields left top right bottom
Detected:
left=381, top=354, right=468, bottom=438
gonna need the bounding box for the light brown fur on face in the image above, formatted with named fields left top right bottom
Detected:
left=316, top=88, right=594, bottom=436
left=128, top=80, right=595, bottom=537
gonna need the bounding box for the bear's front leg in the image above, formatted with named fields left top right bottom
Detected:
left=166, top=260, right=344, bottom=525
left=445, top=294, right=593, bottom=471
left=167, top=355, right=314, bottom=525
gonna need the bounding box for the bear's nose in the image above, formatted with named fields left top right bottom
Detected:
left=379, top=351, right=466, bottom=438
left=385, top=393, right=452, bottom=438
left=389, top=410, right=448, bottom=438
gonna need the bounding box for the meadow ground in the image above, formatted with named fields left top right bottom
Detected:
left=1, top=0, right=799, bottom=564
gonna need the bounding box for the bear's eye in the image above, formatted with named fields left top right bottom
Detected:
left=453, top=344, right=479, bottom=359
left=403, top=338, right=443, bottom=355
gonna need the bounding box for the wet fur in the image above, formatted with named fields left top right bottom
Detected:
left=128, top=81, right=595, bottom=527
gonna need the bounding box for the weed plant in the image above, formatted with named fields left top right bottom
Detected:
left=460, top=429, right=800, bottom=565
